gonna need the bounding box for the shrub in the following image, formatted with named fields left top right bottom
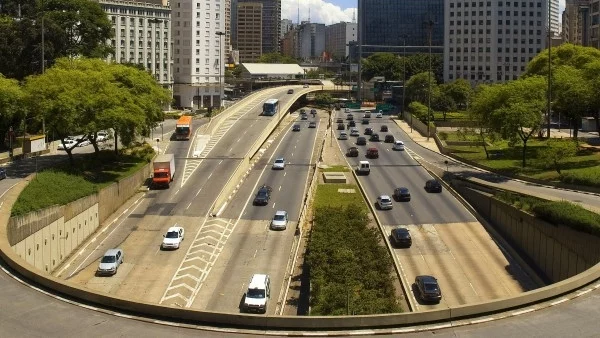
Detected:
left=438, top=131, right=448, bottom=140
left=532, top=201, right=600, bottom=236
left=561, top=167, right=600, bottom=187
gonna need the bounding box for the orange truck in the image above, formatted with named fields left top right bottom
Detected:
left=152, top=154, right=175, bottom=188
left=175, top=115, right=192, bottom=140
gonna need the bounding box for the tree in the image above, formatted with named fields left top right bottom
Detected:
left=360, top=52, right=402, bottom=82
left=432, top=87, right=456, bottom=121
left=401, top=53, right=443, bottom=83
left=469, top=83, right=507, bottom=159
left=537, top=139, right=577, bottom=175
left=443, top=78, right=472, bottom=109
left=257, top=53, right=297, bottom=64
left=489, top=76, right=547, bottom=167
left=0, top=74, right=25, bottom=150
left=0, top=0, right=113, bottom=80
left=405, top=71, right=438, bottom=106
left=582, top=60, right=600, bottom=135
left=551, top=66, right=594, bottom=141
left=314, top=93, right=335, bottom=106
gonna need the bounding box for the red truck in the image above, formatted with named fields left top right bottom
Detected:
left=152, top=154, right=175, bottom=188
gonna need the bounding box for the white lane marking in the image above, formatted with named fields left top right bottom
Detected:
left=470, top=317, right=495, bottom=324
left=62, top=195, right=145, bottom=278
left=174, top=189, right=180, bottom=195
left=283, top=172, right=286, bottom=177
left=195, top=187, right=203, bottom=197
left=272, top=203, right=276, bottom=209
left=278, top=185, right=282, bottom=191
left=577, top=289, right=592, bottom=296
left=218, top=160, right=223, bottom=165
left=186, top=202, right=192, bottom=209
left=207, top=172, right=213, bottom=179
left=550, top=298, right=568, bottom=306
left=512, top=308, right=534, bottom=316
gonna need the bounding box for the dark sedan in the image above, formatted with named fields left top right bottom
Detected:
left=414, top=275, right=442, bottom=303
left=356, top=137, right=367, bottom=146
left=393, top=187, right=411, bottom=201
left=364, top=127, right=373, bottom=135
left=369, top=133, right=380, bottom=142
left=425, top=179, right=443, bottom=193
left=253, top=185, right=272, bottom=205
left=346, top=147, right=359, bottom=157
left=390, top=228, right=412, bottom=248
left=0, top=167, right=6, bottom=180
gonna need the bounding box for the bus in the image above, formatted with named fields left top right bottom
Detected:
left=175, top=115, right=192, bottom=140
left=262, top=99, right=279, bottom=116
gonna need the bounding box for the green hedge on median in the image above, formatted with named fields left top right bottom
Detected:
left=307, top=204, right=401, bottom=315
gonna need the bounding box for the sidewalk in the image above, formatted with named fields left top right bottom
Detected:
left=393, top=118, right=441, bottom=153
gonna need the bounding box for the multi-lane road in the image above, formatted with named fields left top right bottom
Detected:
left=333, top=109, right=539, bottom=310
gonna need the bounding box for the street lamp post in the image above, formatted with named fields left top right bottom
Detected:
left=425, top=19, right=434, bottom=141
left=547, top=3, right=552, bottom=139
left=216, top=31, right=226, bottom=108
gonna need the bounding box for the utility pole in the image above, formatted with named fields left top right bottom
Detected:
left=546, top=2, right=552, bottom=139
left=401, top=34, right=408, bottom=132
left=216, top=31, right=226, bottom=108
left=357, top=0, right=362, bottom=103
left=426, top=20, right=434, bottom=141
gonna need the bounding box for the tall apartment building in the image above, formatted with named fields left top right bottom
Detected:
left=237, top=2, right=263, bottom=62
left=281, top=19, right=294, bottom=39
left=588, top=0, right=600, bottom=47
left=171, top=0, right=226, bottom=109
left=97, top=0, right=173, bottom=90
left=563, top=0, right=590, bottom=45
left=444, top=0, right=549, bottom=85
left=231, top=0, right=238, bottom=48
left=281, top=28, right=298, bottom=57
left=357, top=0, right=444, bottom=57
left=237, top=0, right=281, bottom=54
left=298, top=22, right=326, bottom=61
left=325, top=22, right=357, bottom=62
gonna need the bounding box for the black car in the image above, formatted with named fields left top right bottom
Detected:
left=364, top=127, right=373, bottom=135
left=393, top=187, right=411, bottom=201
left=362, top=119, right=369, bottom=125
left=292, top=124, right=301, bottom=131
left=336, top=118, right=344, bottom=123
left=369, top=133, right=380, bottom=142
left=0, top=167, right=6, bottom=180
left=346, top=147, right=359, bottom=157
left=425, top=179, right=443, bottom=193
left=287, top=89, right=294, bottom=94
left=414, top=275, right=442, bottom=303
left=310, top=109, right=317, bottom=114
left=253, top=185, right=273, bottom=205
left=348, top=120, right=356, bottom=127
left=384, top=134, right=395, bottom=143
left=390, top=228, right=412, bottom=247
left=356, top=137, right=367, bottom=146
left=300, top=108, right=306, bottom=114
left=301, top=113, right=308, bottom=120
left=309, top=121, right=317, bottom=128
left=337, top=123, right=346, bottom=130
left=380, top=125, right=388, bottom=132
left=346, top=114, right=354, bottom=120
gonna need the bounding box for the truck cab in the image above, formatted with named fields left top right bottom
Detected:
left=243, top=274, right=270, bottom=313
left=152, top=154, right=175, bottom=188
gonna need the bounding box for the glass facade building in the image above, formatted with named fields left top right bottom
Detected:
left=356, top=0, right=444, bottom=57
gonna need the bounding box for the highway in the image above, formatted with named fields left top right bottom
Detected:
left=1, top=87, right=600, bottom=336
left=191, top=110, right=321, bottom=313
left=55, top=86, right=307, bottom=308
left=334, top=109, right=539, bottom=311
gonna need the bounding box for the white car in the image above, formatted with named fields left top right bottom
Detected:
left=96, top=249, right=124, bottom=276
left=350, top=128, right=360, bottom=137
left=375, top=112, right=383, bottom=118
left=271, top=210, right=288, bottom=230
left=95, top=131, right=110, bottom=142
left=338, top=132, right=348, bottom=140
left=393, top=140, right=405, bottom=151
left=58, top=139, right=77, bottom=150
left=272, top=157, right=286, bottom=170
left=162, top=226, right=185, bottom=249
left=77, top=137, right=91, bottom=147
left=376, top=195, right=393, bottom=210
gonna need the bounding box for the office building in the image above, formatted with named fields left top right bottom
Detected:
left=298, top=22, right=326, bottom=61
left=588, top=0, right=600, bottom=47
left=325, top=22, right=357, bottom=62
left=562, top=0, right=590, bottom=45
left=171, top=0, right=226, bottom=109
left=357, top=0, right=444, bottom=57
left=97, top=0, right=173, bottom=90
left=444, top=0, right=550, bottom=85
left=237, top=2, right=263, bottom=62
left=281, top=19, right=294, bottom=39
left=281, top=28, right=298, bottom=57
left=237, top=0, right=281, bottom=54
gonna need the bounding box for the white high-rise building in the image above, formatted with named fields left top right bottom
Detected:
left=97, top=0, right=173, bottom=91
left=444, top=0, right=550, bottom=85
left=325, top=22, right=357, bottom=62
left=172, top=0, right=226, bottom=109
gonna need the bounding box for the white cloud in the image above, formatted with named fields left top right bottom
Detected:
left=282, top=0, right=356, bottom=25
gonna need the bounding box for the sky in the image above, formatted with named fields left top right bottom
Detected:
left=282, top=0, right=566, bottom=26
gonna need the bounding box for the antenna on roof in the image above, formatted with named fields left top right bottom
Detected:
left=297, top=0, right=300, bottom=24
left=352, top=9, right=356, bottom=23
left=308, top=6, right=311, bottom=23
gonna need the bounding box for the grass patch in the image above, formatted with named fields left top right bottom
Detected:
left=11, top=145, right=153, bottom=216
left=495, top=191, right=600, bottom=237
left=433, top=111, right=470, bottom=120
left=314, top=183, right=366, bottom=210
left=307, top=204, right=401, bottom=315
left=320, top=165, right=350, bottom=172
left=443, top=131, right=600, bottom=186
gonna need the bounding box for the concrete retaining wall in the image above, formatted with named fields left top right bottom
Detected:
left=7, top=162, right=151, bottom=273
left=403, top=111, right=436, bottom=137
left=453, top=181, right=600, bottom=283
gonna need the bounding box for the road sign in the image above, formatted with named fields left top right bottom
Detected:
left=376, top=103, right=394, bottom=112
left=346, top=102, right=361, bottom=109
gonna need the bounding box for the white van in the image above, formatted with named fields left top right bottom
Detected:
left=356, top=160, right=371, bottom=175
left=243, top=274, right=270, bottom=313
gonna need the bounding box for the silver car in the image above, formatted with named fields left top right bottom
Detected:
left=96, top=249, right=124, bottom=276
left=271, top=210, right=288, bottom=230
left=376, top=195, right=393, bottom=210
left=272, top=157, right=286, bottom=170
left=338, top=132, right=348, bottom=140
left=350, top=128, right=360, bottom=137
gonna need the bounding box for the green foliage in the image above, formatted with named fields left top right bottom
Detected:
left=361, top=52, right=403, bottom=82
left=257, top=53, right=297, bottom=64
left=11, top=147, right=153, bottom=216
left=320, top=165, right=350, bottom=172
left=314, top=93, right=335, bottom=106
left=443, top=78, right=472, bottom=109
left=0, top=74, right=25, bottom=144
left=536, top=139, right=577, bottom=174
left=408, top=101, right=429, bottom=123
left=307, top=204, right=401, bottom=315
left=305, top=68, right=335, bottom=79
left=438, top=131, right=448, bottom=140
left=313, top=184, right=366, bottom=210
left=405, top=71, right=438, bottom=105
left=533, top=201, right=600, bottom=237
left=401, top=53, right=443, bottom=83
left=561, top=166, right=600, bottom=187
left=0, top=0, right=114, bottom=80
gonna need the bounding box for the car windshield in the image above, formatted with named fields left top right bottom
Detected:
left=381, top=198, right=391, bottom=203
left=424, top=282, right=438, bottom=292
left=155, top=172, right=169, bottom=178
left=247, top=289, right=265, bottom=298
left=275, top=159, right=284, bottom=164
left=273, top=215, right=286, bottom=221
left=165, top=231, right=179, bottom=238
left=101, top=255, right=116, bottom=263
left=257, top=191, right=268, bottom=197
